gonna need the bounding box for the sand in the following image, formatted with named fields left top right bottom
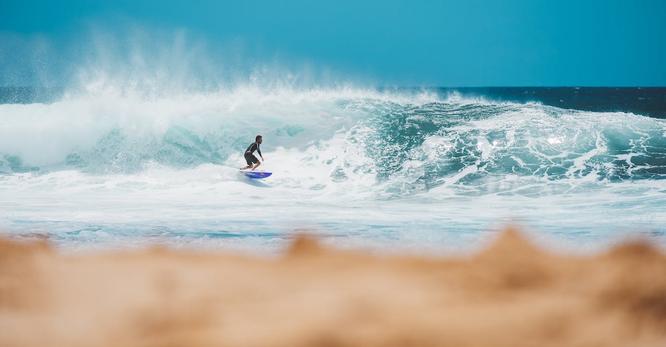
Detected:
left=1, top=228, right=665, bottom=347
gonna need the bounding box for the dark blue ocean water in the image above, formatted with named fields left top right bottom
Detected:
left=444, top=87, right=666, bottom=119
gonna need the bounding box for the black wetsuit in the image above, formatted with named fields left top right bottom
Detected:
left=244, top=142, right=262, bottom=165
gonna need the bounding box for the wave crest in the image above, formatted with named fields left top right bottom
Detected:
left=1, top=89, right=665, bottom=198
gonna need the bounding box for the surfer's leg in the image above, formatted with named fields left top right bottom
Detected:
left=252, top=162, right=261, bottom=170
left=243, top=154, right=255, bottom=170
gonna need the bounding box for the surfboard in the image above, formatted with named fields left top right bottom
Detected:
left=241, top=170, right=272, bottom=179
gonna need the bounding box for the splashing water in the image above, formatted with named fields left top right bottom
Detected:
left=0, top=86, right=665, bottom=253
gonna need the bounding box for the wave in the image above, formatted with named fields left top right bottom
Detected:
left=1, top=87, right=665, bottom=198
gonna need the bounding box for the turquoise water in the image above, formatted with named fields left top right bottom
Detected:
left=1, top=87, right=665, bottom=253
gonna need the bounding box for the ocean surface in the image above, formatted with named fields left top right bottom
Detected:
left=1, top=86, right=665, bottom=253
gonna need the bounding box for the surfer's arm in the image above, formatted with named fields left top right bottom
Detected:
left=257, top=147, right=263, bottom=159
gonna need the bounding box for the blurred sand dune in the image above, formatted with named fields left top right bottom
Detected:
left=1, top=228, right=665, bottom=347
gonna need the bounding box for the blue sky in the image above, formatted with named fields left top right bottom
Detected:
left=1, top=0, right=665, bottom=86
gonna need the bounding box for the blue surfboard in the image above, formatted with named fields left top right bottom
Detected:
left=241, top=170, right=272, bottom=179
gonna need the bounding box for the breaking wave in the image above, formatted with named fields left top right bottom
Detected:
left=1, top=87, right=665, bottom=199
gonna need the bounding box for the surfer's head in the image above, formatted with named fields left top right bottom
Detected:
left=256, top=135, right=263, bottom=144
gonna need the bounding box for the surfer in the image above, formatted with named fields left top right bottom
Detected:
left=241, top=135, right=264, bottom=170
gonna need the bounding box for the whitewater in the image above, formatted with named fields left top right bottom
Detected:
left=1, top=86, right=665, bottom=253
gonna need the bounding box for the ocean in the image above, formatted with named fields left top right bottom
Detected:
left=1, top=86, right=665, bottom=253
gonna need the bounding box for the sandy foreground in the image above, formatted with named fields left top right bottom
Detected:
left=1, top=228, right=665, bottom=347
